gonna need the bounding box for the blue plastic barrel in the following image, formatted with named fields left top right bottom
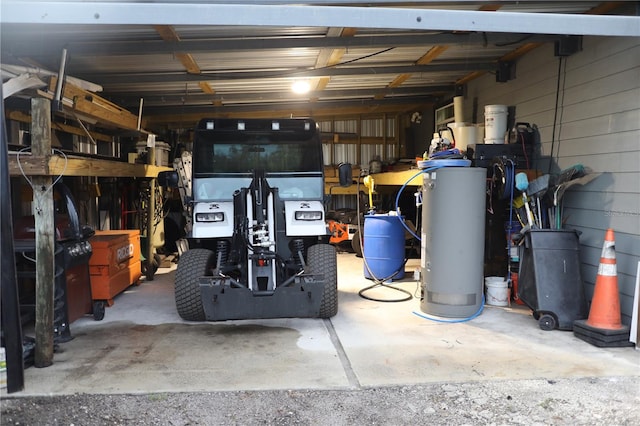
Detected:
left=363, top=214, right=405, bottom=280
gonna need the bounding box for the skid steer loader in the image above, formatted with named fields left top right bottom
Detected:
left=158, top=118, right=338, bottom=321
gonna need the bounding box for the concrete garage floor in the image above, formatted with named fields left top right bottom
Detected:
left=9, top=252, right=639, bottom=396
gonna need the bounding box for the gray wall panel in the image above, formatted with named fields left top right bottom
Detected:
left=467, top=36, right=640, bottom=325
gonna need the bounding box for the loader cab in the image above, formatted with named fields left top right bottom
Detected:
left=192, top=118, right=324, bottom=202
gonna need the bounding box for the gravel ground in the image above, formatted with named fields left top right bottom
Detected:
left=2, top=376, right=639, bottom=425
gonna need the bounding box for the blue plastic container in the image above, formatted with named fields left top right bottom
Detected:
left=363, top=214, right=405, bottom=280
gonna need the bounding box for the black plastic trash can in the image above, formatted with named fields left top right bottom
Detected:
left=518, top=229, right=587, bottom=330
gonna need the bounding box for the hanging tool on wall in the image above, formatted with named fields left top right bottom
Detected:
left=526, top=174, right=550, bottom=229
left=515, top=172, right=536, bottom=230
left=550, top=167, right=599, bottom=229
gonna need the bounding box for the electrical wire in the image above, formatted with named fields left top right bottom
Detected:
left=16, top=147, right=68, bottom=196
left=394, top=168, right=427, bottom=240
left=519, top=130, right=530, bottom=170
left=494, top=34, right=535, bottom=47
left=548, top=56, right=565, bottom=174
left=202, top=47, right=397, bottom=80
left=394, top=165, right=447, bottom=241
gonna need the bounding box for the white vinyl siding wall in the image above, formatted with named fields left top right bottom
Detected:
left=466, top=36, right=640, bottom=325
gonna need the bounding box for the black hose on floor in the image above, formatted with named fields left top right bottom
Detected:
left=358, top=262, right=413, bottom=303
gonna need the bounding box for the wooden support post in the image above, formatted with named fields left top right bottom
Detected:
left=31, top=98, right=55, bottom=368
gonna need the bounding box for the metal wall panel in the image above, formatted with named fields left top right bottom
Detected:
left=467, top=35, right=640, bottom=324
left=334, top=143, right=357, bottom=165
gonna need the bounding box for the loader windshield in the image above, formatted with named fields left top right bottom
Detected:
left=202, top=141, right=320, bottom=174
left=191, top=119, right=324, bottom=201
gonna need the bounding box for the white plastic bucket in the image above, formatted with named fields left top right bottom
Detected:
left=484, top=137, right=505, bottom=145
left=484, top=105, right=508, bottom=140
left=447, top=122, right=481, bottom=152
left=485, top=276, right=509, bottom=306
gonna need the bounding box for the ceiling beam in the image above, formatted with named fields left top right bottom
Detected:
left=155, top=25, right=218, bottom=99
left=313, top=27, right=357, bottom=98
left=154, top=25, right=202, bottom=75
left=144, top=95, right=437, bottom=115
left=2, top=3, right=638, bottom=36
left=84, top=62, right=496, bottom=85
left=0, top=32, right=560, bottom=57
left=111, top=85, right=454, bottom=107
left=144, top=101, right=431, bottom=128
left=381, top=44, right=451, bottom=95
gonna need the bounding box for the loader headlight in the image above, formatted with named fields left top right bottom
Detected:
left=196, top=212, right=225, bottom=222
left=295, top=211, right=323, bottom=221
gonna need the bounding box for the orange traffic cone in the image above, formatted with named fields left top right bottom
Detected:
left=574, top=229, right=631, bottom=347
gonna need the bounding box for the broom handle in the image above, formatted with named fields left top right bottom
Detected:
left=523, top=193, right=534, bottom=228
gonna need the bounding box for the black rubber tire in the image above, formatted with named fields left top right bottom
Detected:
left=307, top=244, right=338, bottom=318
left=175, top=248, right=214, bottom=321
left=93, top=301, right=106, bottom=321
left=538, top=313, right=557, bottom=331
left=351, top=230, right=362, bottom=257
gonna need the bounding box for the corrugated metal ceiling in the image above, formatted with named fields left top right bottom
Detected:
left=1, top=1, right=638, bottom=130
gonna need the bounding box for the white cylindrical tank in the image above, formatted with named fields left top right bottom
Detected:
left=420, top=167, right=486, bottom=318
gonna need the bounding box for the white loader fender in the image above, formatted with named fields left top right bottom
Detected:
left=284, top=200, right=327, bottom=236
left=191, top=201, right=234, bottom=238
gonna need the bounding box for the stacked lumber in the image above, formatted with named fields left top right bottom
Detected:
left=48, top=76, right=141, bottom=130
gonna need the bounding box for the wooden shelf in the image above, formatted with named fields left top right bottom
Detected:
left=8, top=152, right=171, bottom=178
left=324, top=176, right=364, bottom=195
left=370, top=168, right=424, bottom=186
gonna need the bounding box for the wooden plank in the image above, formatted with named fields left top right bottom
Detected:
left=416, top=45, right=449, bottom=65
left=49, top=77, right=140, bottom=130
left=49, top=76, right=126, bottom=114
left=325, top=184, right=362, bottom=195
left=8, top=153, right=172, bottom=178
left=370, top=169, right=424, bottom=186
left=72, top=96, right=139, bottom=130
left=31, top=98, right=55, bottom=368
left=7, top=110, right=114, bottom=143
